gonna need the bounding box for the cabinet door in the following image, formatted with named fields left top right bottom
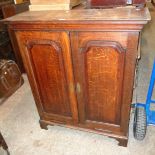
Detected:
left=71, top=32, right=138, bottom=135
left=16, top=31, right=78, bottom=124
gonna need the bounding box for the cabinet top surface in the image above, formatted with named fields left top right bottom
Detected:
left=3, top=7, right=151, bottom=23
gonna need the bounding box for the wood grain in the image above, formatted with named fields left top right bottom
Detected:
left=71, top=32, right=126, bottom=132
left=86, top=45, right=125, bottom=124
left=16, top=31, right=78, bottom=123
left=3, top=7, right=150, bottom=22
left=28, top=40, right=71, bottom=116
left=6, top=7, right=150, bottom=147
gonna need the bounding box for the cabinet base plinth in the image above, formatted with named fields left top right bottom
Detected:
left=39, top=119, right=128, bottom=147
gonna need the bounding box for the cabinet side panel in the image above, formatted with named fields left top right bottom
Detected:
left=120, top=32, right=139, bottom=134
left=28, top=42, right=72, bottom=117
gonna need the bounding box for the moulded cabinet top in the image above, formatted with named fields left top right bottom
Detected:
left=3, top=7, right=151, bottom=24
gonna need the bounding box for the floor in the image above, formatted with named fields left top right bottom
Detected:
left=0, top=3, right=155, bottom=155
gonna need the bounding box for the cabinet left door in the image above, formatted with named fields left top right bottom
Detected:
left=16, top=31, right=78, bottom=125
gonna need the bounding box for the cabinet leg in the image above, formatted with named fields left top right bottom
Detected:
left=0, top=132, right=8, bottom=150
left=39, top=120, right=48, bottom=130
left=6, top=149, right=10, bottom=155
left=118, top=138, right=128, bottom=147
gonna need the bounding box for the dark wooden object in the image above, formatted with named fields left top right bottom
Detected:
left=4, top=7, right=150, bottom=147
left=2, top=4, right=16, bottom=19
left=0, top=1, right=30, bottom=73
left=0, top=1, right=14, bottom=62
left=152, top=0, right=155, bottom=6
left=0, top=60, right=24, bottom=104
left=0, top=132, right=9, bottom=155
left=87, top=0, right=146, bottom=8
left=0, top=1, right=13, bottom=19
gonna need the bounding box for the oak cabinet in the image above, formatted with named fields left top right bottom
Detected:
left=16, top=30, right=137, bottom=145
left=5, top=7, right=150, bottom=147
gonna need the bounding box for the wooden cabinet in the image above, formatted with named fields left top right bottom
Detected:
left=5, top=7, right=150, bottom=147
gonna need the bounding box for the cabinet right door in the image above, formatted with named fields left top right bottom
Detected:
left=71, top=32, right=138, bottom=136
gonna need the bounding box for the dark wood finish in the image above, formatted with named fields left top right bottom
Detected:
left=3, top=7, right=150, bottom=22
left=87, top=0, right=126, bottom=8
left=0, top=60, right=24, bottom=104
left=152, top=0, right=155, bottom=6
left=8, top=28, right=25, bottom=72
left=0, top=1, right=13, bottom=9
left=2, top=4, right=16, bottom=18
left=0, top=1, right=13, bottom=19
left=1, top=1, right=30, bottom=73
left=133, top=0, right=146, bottom=5
left=15, top=31, right=78, bottom=124
left=0, top=132, right=10, bottom=155
left=3, top=7, right=150, bottom=147
left=71, top=32, right=126, bottom=129
left=0, top=1, right=14, bottom=61
left=15, top=1, right=30, bottom=14
left=87, top=0, right=146, bottom=8
left=11, top=1, right=30, bottom=73
left=0, top=132, right=8, bottom=151
left=40, top=120, right=49, bottom=130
